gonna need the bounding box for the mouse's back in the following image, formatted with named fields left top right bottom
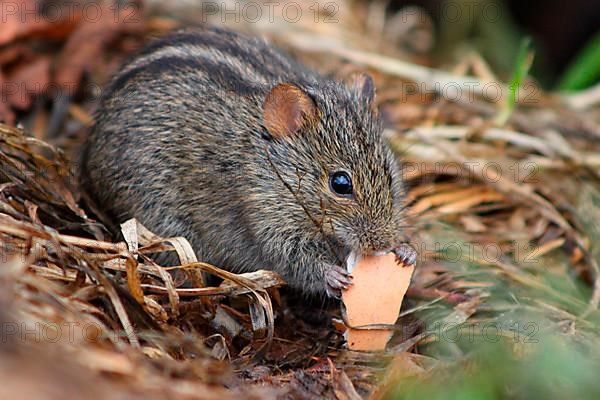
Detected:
left=82, top=26, right=312, bottom=234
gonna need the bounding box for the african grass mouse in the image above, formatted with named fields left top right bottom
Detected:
left=80, top=26, right=416, bottom=298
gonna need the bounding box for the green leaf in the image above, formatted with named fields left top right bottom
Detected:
left=494, top=37, right=534, bottom=126
left=558, top=30, right=600, bottom=91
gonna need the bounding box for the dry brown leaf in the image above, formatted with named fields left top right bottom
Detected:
left=54, top=2, right=144, bottom=90
left=0, top=0, right=79, bottom=46
left=410, top=186, right=491, bottom=215
left=5, top=57, right=51, bottom=110
left=436, top=190, right=506, bottom=214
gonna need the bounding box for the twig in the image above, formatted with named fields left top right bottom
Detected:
left=562, top=82, right=600, bottom=110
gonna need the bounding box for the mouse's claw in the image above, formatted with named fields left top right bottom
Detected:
left=325, top=265, right=353, bottom=298
left=393, top=243, right=417, bottom=267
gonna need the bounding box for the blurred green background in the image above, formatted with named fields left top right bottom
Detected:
left=386, top=0, right=600, bottom=90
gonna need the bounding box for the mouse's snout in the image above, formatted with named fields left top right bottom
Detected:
left=331, top=212, right=403, bottom=258
left=353, top=226, right=398, bottom=257
left=361, top=241, right=395, bottom=257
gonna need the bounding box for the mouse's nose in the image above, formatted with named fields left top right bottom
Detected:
left=362, top=241, right=394, bottom=256
left=353, top=221, right=398, bottom=255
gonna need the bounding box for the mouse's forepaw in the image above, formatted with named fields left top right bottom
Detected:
left=325, top=265, right=353, bottom=299
left=393, top=243, right=417, bottom=267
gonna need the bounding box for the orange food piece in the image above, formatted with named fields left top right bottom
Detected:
left=341, top=253, right=415, bottom=351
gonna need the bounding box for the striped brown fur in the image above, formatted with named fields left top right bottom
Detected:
left=81, top=26, right=412, bottom=298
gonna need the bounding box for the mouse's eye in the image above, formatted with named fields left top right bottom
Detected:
left=329, top=171, right=353, bottom=197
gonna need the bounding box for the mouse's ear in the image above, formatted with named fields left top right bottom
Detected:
left=263, top=83, right=318, bottom=139
left=350, top=73, right=376, bottom=105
